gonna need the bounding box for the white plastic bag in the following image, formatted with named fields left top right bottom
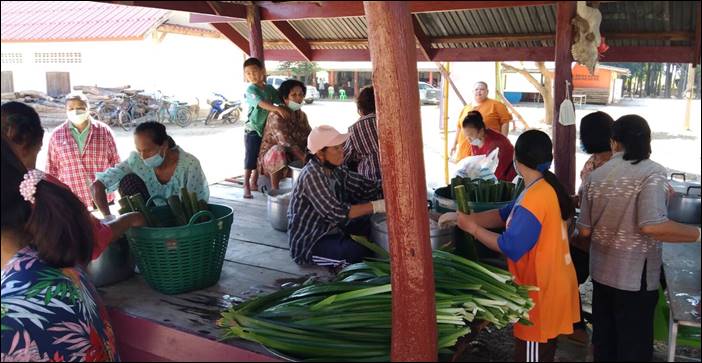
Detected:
left=455, top=147, right=500, bottom=181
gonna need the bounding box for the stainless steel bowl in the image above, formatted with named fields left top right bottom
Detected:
left=267, top=189, right=292, bottom=231
left=86, top=236, right=135, bottom=287
left=369, top=214, right=453, bottom=254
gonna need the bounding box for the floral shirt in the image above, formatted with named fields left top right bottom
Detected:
left=1, top=247, right=119, bottom=362
left=257, top=110, right=311, bottom=174
left=95, top=146, right=209, bottom=205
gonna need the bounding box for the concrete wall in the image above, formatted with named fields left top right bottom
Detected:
left=1, top=31, right=247, bottom=106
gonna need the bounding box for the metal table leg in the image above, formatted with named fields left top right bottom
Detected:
left=667, top=308, right=678, bottom=362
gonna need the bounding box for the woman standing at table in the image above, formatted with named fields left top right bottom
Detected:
left=577, top=115, right=701, bottom=362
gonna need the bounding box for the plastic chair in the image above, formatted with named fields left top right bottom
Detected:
left=339, top=89, right=347, bottom=100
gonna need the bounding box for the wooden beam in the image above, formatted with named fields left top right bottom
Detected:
left=270, top=21, right=313, bottom=61
left=364, top=1, right=437, bottom=361
left=212, top=23, right=250, bottom=55
left=262, top=46, right=696, bottom=63
left=602, top=46, right=696, bottom=63
left=553, top=1, right=577, bottom=195
left=247, top=5, right=265, bottom=61
left=263, top=49, right=370, bottom=61
left=412, top=15, right=436, bottom=61
left=436, top=62, right=468, bottom=106
left=696, top=2, right=701, bottom=66
left=434, top=47, right=554, bottom=61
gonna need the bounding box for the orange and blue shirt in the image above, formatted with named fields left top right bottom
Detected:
left=497, top=179, right=580, bottom=342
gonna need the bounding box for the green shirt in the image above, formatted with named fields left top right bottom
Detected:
left=245, top=83, right=281, bottom=136
left=69, top=122, right=91, bottom=153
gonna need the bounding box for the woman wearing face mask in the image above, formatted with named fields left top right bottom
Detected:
left=46, top=93, right=121, bottom=210
left=461, top=111, right=516, bottom=182
left=288, top=126, right=385, bottom=267
left=91, top=121, right=209, bottom=217
left=2, top=101, right=145, bottom=261
left=439, top=130, right=580, bottom=362
left=257, top=79, right=311, bottom=191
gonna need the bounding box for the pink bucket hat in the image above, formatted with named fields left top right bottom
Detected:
left=307, top=125, right=349, bottom=154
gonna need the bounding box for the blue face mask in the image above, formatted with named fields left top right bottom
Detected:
left=143, top=150, right=165, bottom=168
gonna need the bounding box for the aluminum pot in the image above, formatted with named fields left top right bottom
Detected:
left=86, top=236, right=135, bottom=287
left=267, top=189, right=292, bottom=231
left=668, top=186, right=701, bottom=225
left=369, top=214, right=453, bottom=254
left=289, top=161, right=304, bottom=185
left=668, top=173, right=701, bottom=196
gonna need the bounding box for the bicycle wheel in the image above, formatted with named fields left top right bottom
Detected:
left=118, top=110, right=134, bottom=131
left=97, top=104, right=117, bottom=125
left=174, top=107, right=192, bottom=128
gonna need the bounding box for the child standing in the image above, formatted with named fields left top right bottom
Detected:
left=242, top=58, right=290, bottom=198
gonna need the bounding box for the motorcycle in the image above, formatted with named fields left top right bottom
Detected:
left=205, top=93, right=242, bottom=125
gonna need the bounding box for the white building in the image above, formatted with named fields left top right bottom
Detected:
left=1, top=1, right=248, bottom=105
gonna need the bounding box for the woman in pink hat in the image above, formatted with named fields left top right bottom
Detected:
left=288, top=125, right=386, bottom=267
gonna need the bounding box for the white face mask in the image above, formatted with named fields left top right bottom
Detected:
left=288, top=100, right=302, bottom=112
left=470, top=138, right=484, bottom=148
left=68, top=110, right=89, bottom=126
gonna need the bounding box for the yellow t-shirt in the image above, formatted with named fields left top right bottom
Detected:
left=455, top=99, right=512, bottom=160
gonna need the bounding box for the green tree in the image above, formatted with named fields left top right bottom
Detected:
left=277, top=61, right=320, bottom=85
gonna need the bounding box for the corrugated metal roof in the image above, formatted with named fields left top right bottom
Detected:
left=220, top=1, right=696, bottom=51
left=1, top=1, right=169, bottom=42
left=598, top=1, right=695, bottom=47
left=227, top=20, right=286, bottom=41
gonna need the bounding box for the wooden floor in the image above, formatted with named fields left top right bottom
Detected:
left=99, top=182, right=333, bottom=360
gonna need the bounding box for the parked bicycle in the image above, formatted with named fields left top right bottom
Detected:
left=93, top=95, right=133, bottom=131
left=156, top=92, right=193, bottom=128
left=118, top=91, right=159, bottom=129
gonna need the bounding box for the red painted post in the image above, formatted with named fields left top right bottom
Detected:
left=364, top=2, right=437, bottom=361
left=429, top=71, right=433, bottom=85
left=553, top=1, right=577, bottom=195
left=247, top=5, right=264, bottom=61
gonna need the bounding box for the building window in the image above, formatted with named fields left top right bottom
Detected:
left=33, top=52, right=82, bottom=64
left=1, top=53, right=23, bottom=64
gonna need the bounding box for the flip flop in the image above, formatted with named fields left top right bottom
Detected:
left=243, top=193, right=254, bottom=199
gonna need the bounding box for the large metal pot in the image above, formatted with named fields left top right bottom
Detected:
left=668, top=173, right=701, bottom=195
left=668, top=186, right=701, bottom=225
left=289, top=161, right=304, bottom=185
left=369, top=214, right=453, bottom=254
left=267, top=189, right=292, bottom=231
left=86, top=236, right=135, bottom=287
left=433, top=186, right=457, bottom=213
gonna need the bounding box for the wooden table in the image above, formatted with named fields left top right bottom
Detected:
left=662, top=242, right=701, bottom=362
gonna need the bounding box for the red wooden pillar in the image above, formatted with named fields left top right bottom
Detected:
left=553, top=1, right=577, bottom=194
left=353, top=71, right=359, bottom=98
left=428, top=71, right=434, bottom=85
left=246, top=5, right=264, bottom=61
left=364, top=2, right=437, bottom=361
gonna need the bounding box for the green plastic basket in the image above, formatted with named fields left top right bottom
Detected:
left=125, top=196, right=234, bottom=295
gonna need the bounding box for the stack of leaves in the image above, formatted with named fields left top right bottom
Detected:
left=220, top=250, right=535, bottom=361
left=449, top=177, right=525, bottom=203
left=117, top=187, right=210, bottom=227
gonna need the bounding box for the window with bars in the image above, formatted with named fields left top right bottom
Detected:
left=33, top=52, right=82, bottom=64
left=1, top=53, right=23, bottom=64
